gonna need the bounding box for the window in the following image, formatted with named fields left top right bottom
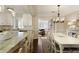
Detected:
left=18, top=18, right=24, bottom=29
left=18, top=14, right=32, bottom=30
left=38, top=19, right=48, bottom=30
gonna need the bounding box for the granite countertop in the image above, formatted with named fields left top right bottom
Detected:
left=0, top=31, right=28, bottom=53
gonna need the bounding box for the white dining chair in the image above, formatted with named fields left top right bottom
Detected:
left=52, top=40, right=73, bottom=53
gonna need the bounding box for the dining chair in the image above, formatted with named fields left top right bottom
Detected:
left=46, top=31, right=55, bottom=53
left=52, top=41, right=74, bottom=53
left=50, top=40, right=56, bottom=52
left=38, top=34, right=51, bottom=53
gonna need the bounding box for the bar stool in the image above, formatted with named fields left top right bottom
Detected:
left=18, top=48, right=23, bottom=53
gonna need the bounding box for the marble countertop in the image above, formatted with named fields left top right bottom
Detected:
left=0, top=31, right=28, bottom=53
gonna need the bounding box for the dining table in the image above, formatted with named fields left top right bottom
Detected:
left=52, top=33, right=79, bottom=53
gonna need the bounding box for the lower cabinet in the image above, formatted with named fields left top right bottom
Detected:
left=24, top=40, right=30, bottom=53
left=11, top=32, right=34, bottom=53
left=33, top=39, right=38, bottom=53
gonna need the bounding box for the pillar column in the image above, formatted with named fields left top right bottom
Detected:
left=32, top=15, right=38, bottom=39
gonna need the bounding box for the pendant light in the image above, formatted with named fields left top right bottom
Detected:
left=53, top=5, right=64, bottom=23
left=7, top=8, right=15, bottom=16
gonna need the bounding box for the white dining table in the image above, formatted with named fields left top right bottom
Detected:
left=52, top=33, right=79, bottom=53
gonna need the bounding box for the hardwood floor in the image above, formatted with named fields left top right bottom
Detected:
left=36, top=37, right=51, bottom=53
left=37, top=37, right=43, bottom=53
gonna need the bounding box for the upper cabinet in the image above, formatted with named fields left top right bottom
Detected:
left=0, top=12, right=13, bottom=25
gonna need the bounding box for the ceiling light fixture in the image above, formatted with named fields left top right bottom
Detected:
left=53, top=5, right=64, bottom=23
left=7, top=8, right=15, bottom=16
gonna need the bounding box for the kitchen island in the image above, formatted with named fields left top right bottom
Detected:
left=0, top=31, right=28, bottom=53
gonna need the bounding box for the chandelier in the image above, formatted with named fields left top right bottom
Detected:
left=53, top=5, right=64, bottom=23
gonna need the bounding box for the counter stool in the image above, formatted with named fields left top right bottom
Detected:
left=18, top=48, right=23, bottom=53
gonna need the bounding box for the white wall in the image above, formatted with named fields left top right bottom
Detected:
left=55, top=23, right=65, bottom=33
left=38, top=19, right=49, bottom=30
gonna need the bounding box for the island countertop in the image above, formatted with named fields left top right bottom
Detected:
left=0, top=31, right=28, bottom=53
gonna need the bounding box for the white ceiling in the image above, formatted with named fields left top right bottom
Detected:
left=5, top=5, right=30, bottom=14
left=34, top=5, right=79, bottom=18
left=4, top=5, right=79, bottom=19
